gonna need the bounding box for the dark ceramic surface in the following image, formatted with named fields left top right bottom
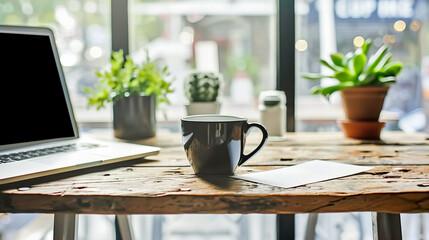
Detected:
left=181, top=115, right=268, bottom=175
left=113, top=95, right=156, bottom=139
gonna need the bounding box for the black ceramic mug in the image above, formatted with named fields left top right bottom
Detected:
left=181, top=115, right=268, bottom=175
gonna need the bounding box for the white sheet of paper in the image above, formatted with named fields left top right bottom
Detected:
left=232, top=160, right=373, bottom=189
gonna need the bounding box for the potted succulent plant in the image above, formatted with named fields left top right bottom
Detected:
left=302, top=38, right=403, bottom=139
left=85, top=50, right=173, bottom=139
left=184, top=71, right=222, bottom=115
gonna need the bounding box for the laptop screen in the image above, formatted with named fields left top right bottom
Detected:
left=0, top=31, right=76, bottom=146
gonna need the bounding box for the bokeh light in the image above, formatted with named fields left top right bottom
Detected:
left=353, top=36, right=365, bottom=48
left=393, top=20, right=406, bottom=32
left=295, top=39, right=308, bottom=51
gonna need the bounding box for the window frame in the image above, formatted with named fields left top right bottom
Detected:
left=110, top=0, right=296, bottom=132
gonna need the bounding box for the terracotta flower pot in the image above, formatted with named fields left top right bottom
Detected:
left=338, top=120, right=385, bottom=140
left=340, top=86, right=389, bottom=121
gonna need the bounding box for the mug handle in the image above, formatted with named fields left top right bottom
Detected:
left=238, top=122, right=269, bottom=166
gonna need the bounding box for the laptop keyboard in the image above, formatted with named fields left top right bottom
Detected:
left=0, top=143, right=99, bottom=164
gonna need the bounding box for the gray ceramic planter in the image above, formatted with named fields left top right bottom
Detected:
left=113, top=95, right=156, bottom=139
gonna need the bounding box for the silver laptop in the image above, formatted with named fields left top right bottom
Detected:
left=0, top=25, right=160, bottom=184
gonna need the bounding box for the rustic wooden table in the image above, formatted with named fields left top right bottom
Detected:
left=1, top=130, right=429, bottom=240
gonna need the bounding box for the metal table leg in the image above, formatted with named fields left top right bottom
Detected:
left=53, top=214, right=77, bottom=240
left=116, top=215, right=134, bottom=240
left=304, top=213, right=318, bottom=240
left=372, top=212, right=402, bottom=240
left=277, top=214, right=295, bottom=240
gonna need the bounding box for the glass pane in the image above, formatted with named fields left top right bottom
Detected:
left=130, top=0, right=277, bottom=237
left=0, top=1, right=111, bottom=123
left=296, top=0, right=428, bottom=132
left=131, top=0, right=277, bottom=121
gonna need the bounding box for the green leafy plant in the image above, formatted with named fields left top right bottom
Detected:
left=84, top=50, right=173, bottom=109
left=184, top=72, right=221, bottom=102
left=302, top=38, right=403, bottom=99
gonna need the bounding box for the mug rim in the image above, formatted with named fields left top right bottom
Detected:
left=181, top=114, right=247, bottom=123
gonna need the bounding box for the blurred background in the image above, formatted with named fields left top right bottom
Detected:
left=1, top=0, right=429, bottom=239
left=1, top=0, right=428, bottom=131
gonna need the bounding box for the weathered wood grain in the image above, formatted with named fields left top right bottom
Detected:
left=140, top=131, right=429, bottom=166
left=1, top=131, right=428, bottom=215
left=0, top=165, right=428, bottom=214
left=142, top=144, right=429, bottom=167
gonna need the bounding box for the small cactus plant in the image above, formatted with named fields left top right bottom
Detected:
left=184, top=72, right=221, bottom=102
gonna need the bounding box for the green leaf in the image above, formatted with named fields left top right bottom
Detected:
left=124, top=57, right=134, bottom=69
left=83, top=87, right=93, bottom=94
left=366, top=44, right=388, bottom=73
left=334, top=70, right=354, bottom=82
left=330, top=53, right=344, bottom=67
left=310, top=86, right=323, bottom=95
left=314, top=84, right=352, bottom=99
left=353, top=53, right=366, bottom=76
left=379, top=76, right=396, bottom=85
left=374, top=53, right=392, bottom=72
left=301, top=73, right=332, bottom=80
left=342, top=52, right=354, bottom=67
left=129, top=80, right=139, bottom=88
left=105, top=71, right=112, bottom=79
left=320, top=59, right=339, bottom=71
left=357, top=73, right=377, bottom=86
left=361, top=38, right=373, bottom=55
left=380, top=62, right=402, bottom=76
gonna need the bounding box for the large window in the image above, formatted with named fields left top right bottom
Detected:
left=130, top=0, right=277, bottom=121
left=295, top=0, right=429, bottom=132
left=3, top=0, right=428, bottom=133
left=1, top=0, right=277, bottom=124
